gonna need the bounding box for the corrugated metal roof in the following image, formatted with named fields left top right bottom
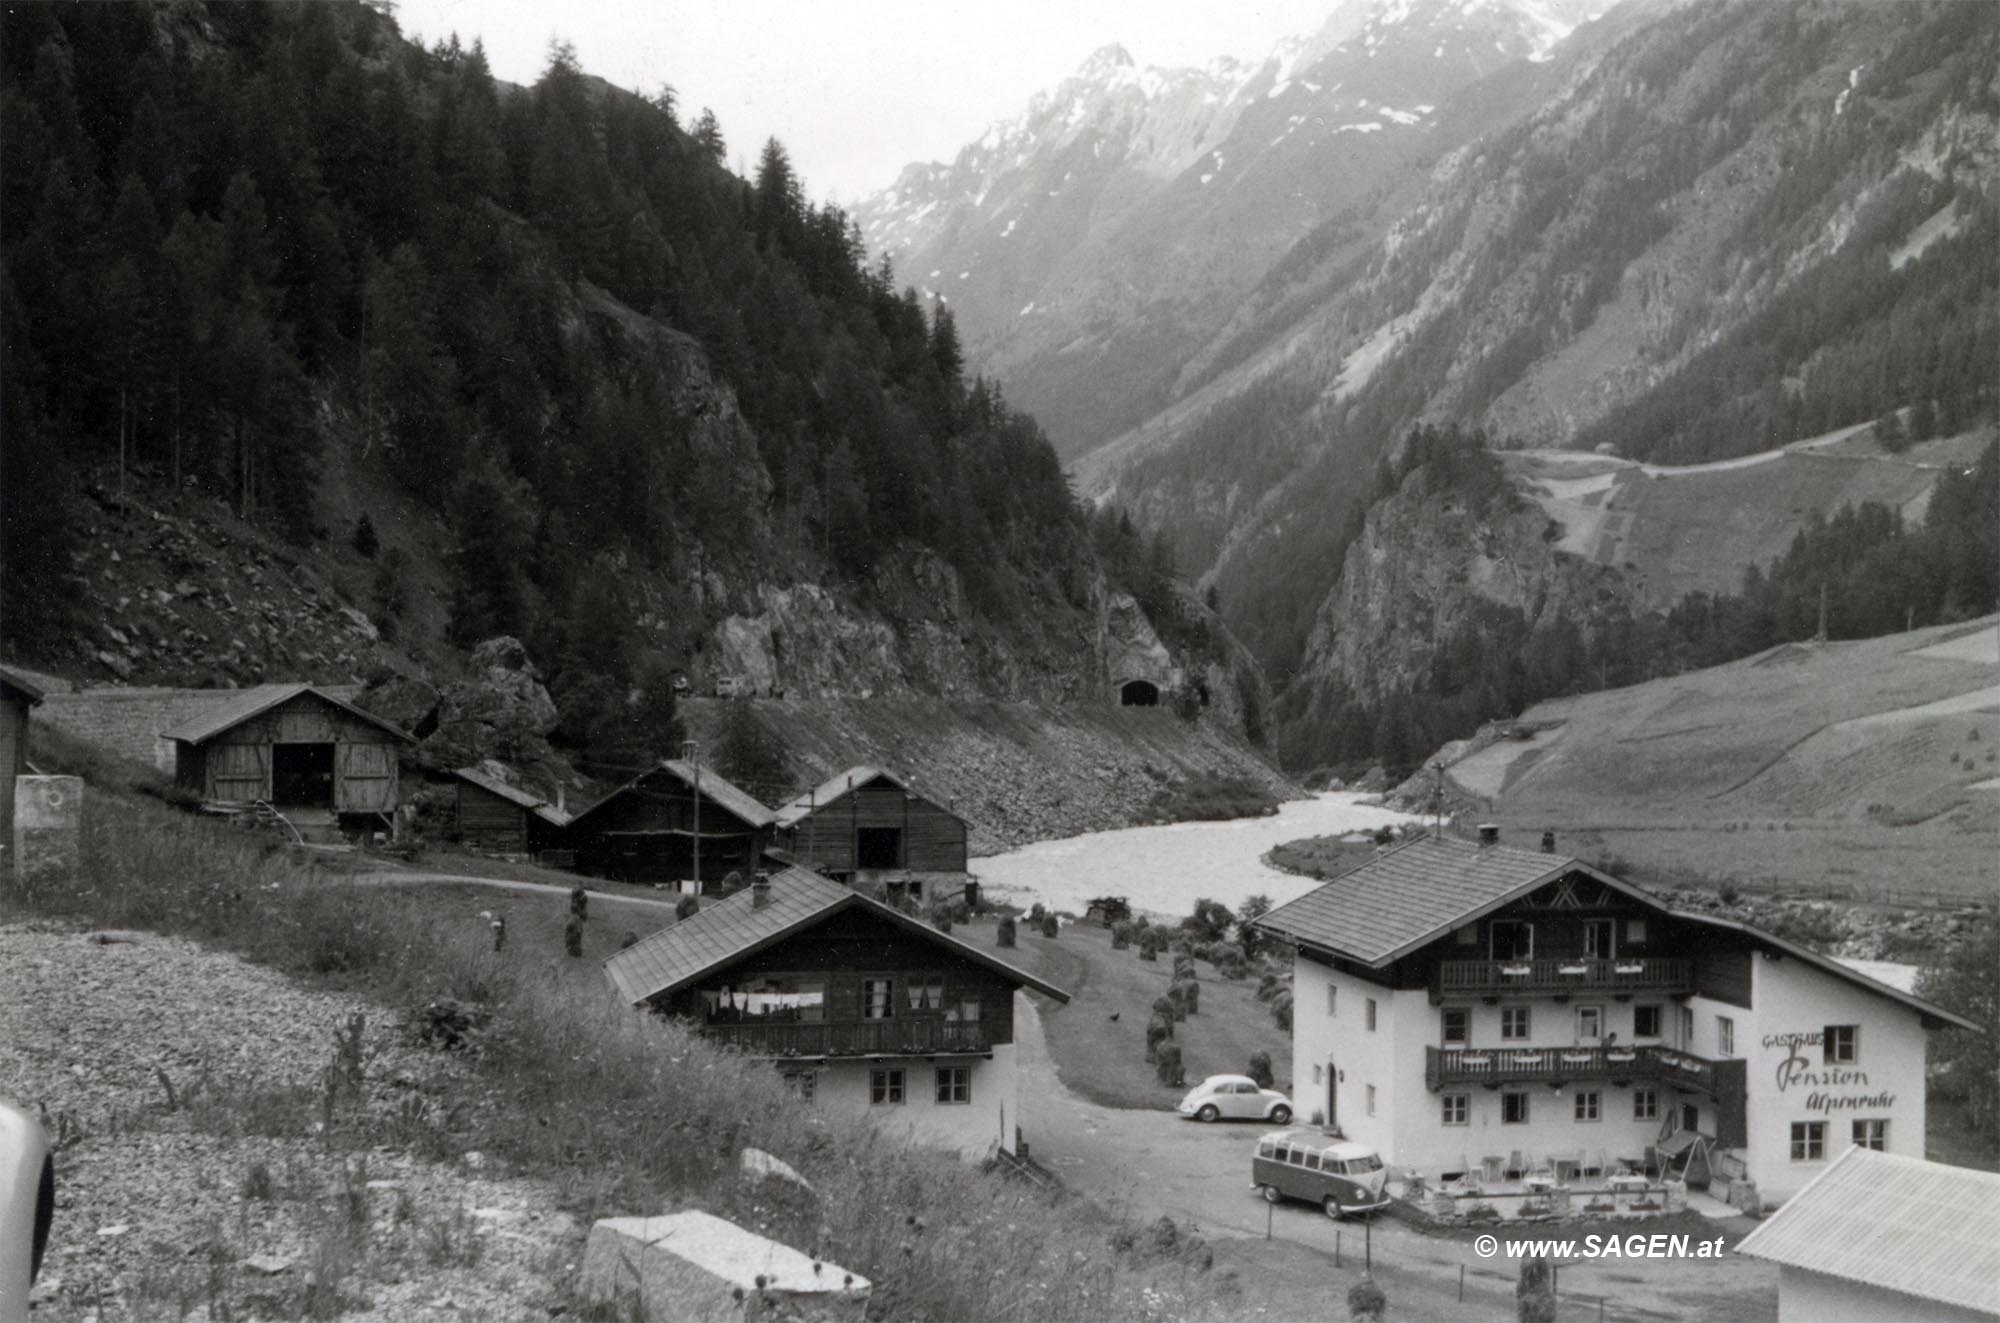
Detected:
left=161, top=683, right=412, bottom=745
left=602, top=865, right=1069, bottom=1006
left=568, top=760, right=775, bottom=831
left=1254, top=834, right=1605, bottom=966
left=452, top=765, right=570, bottom=826
left=1735, top=1148, right=2000, bottom=1315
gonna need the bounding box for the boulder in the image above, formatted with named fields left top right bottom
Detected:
left=576, top=1211, right=868, bottom=1323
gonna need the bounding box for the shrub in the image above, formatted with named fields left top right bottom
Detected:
left=1183, top=898, right=1233, bottom=944
left=1270, top=988, right=1293, bottom=1032
left=1517, top=1256, right=1557, bottom=1322
left=1247, top=1051, right=1274, bottom=1089
left=997, top=915, right=1017, bottom=948
left=1155, top=1042, right=1184, bottom=1088
left=1041, top=914, right=1060, bottom=939
left=1210, top=943, right=1248, bottom=979
left=1347, top=1275, right=1388, bottom=1322
left=931, top=906, right=954, bottom=934
left=1110, top=921, right=1133, bottom=950
left=674, top=894, right=700, bottom=920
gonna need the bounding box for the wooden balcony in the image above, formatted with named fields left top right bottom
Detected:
left=698, top=1018, right=995, bottom=1059
left=1433, top=957, right=1693, bottom=999
left=1425, top=1044, right=1738, bottom=1095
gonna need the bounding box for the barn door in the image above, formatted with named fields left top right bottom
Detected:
left=334, top=742, right=396, bottom=813
left=211, top=743, right=268, bottom=803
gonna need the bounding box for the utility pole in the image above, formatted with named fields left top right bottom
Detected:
left=1815, top=582, right=1828, bottom=644
left=1430, top=761, right=1446, bottom=839
left=683, top=739, right=702, bottom=893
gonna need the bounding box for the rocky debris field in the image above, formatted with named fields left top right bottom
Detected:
left=1, top=922, right=582, bottom=1321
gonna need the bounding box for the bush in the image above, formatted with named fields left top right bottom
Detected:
left=1348, top=1275, right=1388, bottom=1321
left=1270, top=989, right=1293, bottom=1032
left=997, top=915, right=1017, bottom=948
left=932, top=908, right=954, bottom=933
left=674, top=894, right=700, bottom=920
left=1145, top=775, right=1280, bottom=824
left=1155, top=1042, right=1184, bottom=1088
left=1518, top=1256, right=1557, bottom=1323
left=1210, top=943, right=1248, bottom=979
left=1183, top=898, right=1234, bottom=944
left=1247, top=1051, right=1273, bottom=1089
left=1110, top=921, right=1133, bottom=950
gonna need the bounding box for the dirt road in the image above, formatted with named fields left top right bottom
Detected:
left=1017, top=1002, right=1778, bottom=1322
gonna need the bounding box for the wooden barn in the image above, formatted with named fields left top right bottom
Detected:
left=772, top=766, right=968, bottom=905
left=568, top=759, right=774, bottom=889
left=163, top=684, right=412, bottom=836
left=0, top=666, right=45, bottom=849
left=444, top=765, right=571, bottom=857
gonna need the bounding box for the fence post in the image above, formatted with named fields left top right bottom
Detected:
left=1458, top=1264, right=1465, bottom=1302
left=1365, top=1216, right=1372, bottom=1271
left=1335, top=1230, right=1341, bottom=1268
left=1265, top=1201, right=1272, bottom=1240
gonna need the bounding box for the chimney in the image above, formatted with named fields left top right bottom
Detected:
left=1540, top=829, right=1556, bottom=854
left=751, top=873, right=772, bottom=910
left=555, top=784, right=566, bottom=815
left=1477, top=824, right=1500, bottom=846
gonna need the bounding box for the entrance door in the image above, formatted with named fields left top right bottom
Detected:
left=1681, top=1102, right=1700, bottom=1134
left=271, top=743, right=335, bottom=808
left=856, top=826, right=903, bottom=869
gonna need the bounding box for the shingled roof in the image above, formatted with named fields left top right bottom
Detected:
left=161, top=683, right=411, bottom=745
left=1254, top=833, right=1642, bottom=967
left=1736, top=1148, right=2000, bottom=1316
left=603, top=865, right=1068, bottom=1007
left=452, top=765, right=571, bottom=826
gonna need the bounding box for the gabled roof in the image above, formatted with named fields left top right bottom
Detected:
left=773, top=765, right=962, bottom=828
left=452, top=765, right=570, bottom=826
left=568, top=759, right=774, bottom=831
left=1735, top=1148, right=2000, bottom=1315
left=161, top=683, right=413, bottom=745
left=0, top=665, right=45, bottom=706
left=1254, top=833, right=1646, bottom=967
left=603, top=865, right=1069, bottom=1006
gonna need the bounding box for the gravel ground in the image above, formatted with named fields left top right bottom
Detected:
left=1, top=920, right=586, bottom=1320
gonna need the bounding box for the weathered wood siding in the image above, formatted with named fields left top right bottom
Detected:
left=1694, top=943, right=1754, bottom=1009
left=574, top=769, right=771, bottom=884
left=456, top=781, right=528, bottom=852
left=783, top=779, right=967, bottom=874
left=0, top=695, right=26, bottom=845
left=189, top=692, right=402, bottom=813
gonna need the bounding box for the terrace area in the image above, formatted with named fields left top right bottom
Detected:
left=699, top=1018, right=995, bottom=1059
left=1424, top=1043, right=1743, bottom=1099
left=1432, top=956, right=1693, bottom=999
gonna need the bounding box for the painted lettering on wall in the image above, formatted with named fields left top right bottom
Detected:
left=1768, top=1034, right=1895, bottom=1115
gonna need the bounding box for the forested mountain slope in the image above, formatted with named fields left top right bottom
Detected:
left=0, top=1, right=1265, bottom=776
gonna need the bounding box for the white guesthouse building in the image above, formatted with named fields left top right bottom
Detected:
left=1255, top=832, right=1976, bottom=1206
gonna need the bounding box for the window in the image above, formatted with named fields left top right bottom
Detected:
left=935, top=1067, right=970, bottom=1104
left=1791, top=1121, right=1826, bottom=1161
left=1717, top=1015, right=1735, bottom=1057
left=1626, top=919, right=1647, bottom=944
left=906, top=975, right=944, bottom=1012
left=1490, top=920, right=1535, bottom=960
left=1583, top=919, right=1614, bottom=959
left=1502, top=1007, right=1531, bottom=1040
left=1313, top=1063, right=1323, bottom=1084
left=1502, top=1092, right=1530, bottom=1124
left=1454, top=924, right=1478, bottom=946
left=1365, top=998, right=1378, bottom=1032
left=1302, top=1152, right=1322, bottom=1170
left=1679, top=1006, right=1695, bottom=1046
left=1634, top=1089, right=1658, bottom=1121
left=783, top=1070, right=817, bottom=1101
left=1576, top=1006, right=1603, bottom=1041
left=869, top=1069, right=905, bottom=1105
left=1366, top=1085, right=1377, bottom=1117
left=862, top=979, right=894, bottom=1020
left=1852, top=1119, right=1887, bottom=1151
left=1633, top=1005, right=1662, bottom=1039
left=944, top=998, right=981, bottom=1023
left=1823, top=1025, right=1858, bottom=1064
left=1327, top=984, right=1338, bottom=1017
left=1441, top=1008, right=1470, bottom=1045
left=1574, top=1091, right=1601, bottom=1122
left=1441, top=1094, right=1469, bottom=1126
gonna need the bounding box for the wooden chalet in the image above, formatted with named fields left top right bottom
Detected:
left=568, top=759, right=774, bottom=888
left=163, top=683, right=411, bottom=837
left=772, top=766, right=968, bottom=905
left=604, top=866, right=1069, bottom=1156
left=0, top=666, right=45, bottom=848
left=443, top=764, right=571, bottom=856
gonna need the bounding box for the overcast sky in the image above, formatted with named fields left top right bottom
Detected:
left=390, top=0, right=1338, bottom=204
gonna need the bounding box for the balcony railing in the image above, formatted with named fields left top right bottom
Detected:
left=699, top=1018, right=994, bottom=1059
left=1425, top=1043, right=1728, bottom=1092
left=1434, top=958, right=1693, bottom=998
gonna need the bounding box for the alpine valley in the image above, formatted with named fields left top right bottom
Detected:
left=858, top=0, right=1999, bottom=772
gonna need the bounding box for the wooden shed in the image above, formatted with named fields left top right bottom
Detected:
left=0, top=666, right=45, bottom=849
left=164, top=684, right=412, bottom=836
left=445, top=764, right=570, bottom=856
left=772, top=767, right=968, bottom=905
left=568, top=759, right=774, bottom=889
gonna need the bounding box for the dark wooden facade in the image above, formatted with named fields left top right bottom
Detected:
left=445, top=769, right=568, bottom=856
left=0, top=667, right=43, bottom=848
left=171, top=688, right=407, bottom=824
left=652, top=907, right=1019, bottom=1059
left=572, top=763, right=772, bottom=886
left=778, top=771, right=968, bottom=879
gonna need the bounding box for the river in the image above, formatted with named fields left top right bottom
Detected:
left=971, top=791, right=1426, bottom=920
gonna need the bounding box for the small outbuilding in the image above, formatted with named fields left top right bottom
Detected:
left=0, top=666, right=46, bottom=848
left=163, top=683, right=412, bottom=836
left=1736, top=1147, right=2000, bottom=1322
left=568, top=759, right=774, bottom=889
left=772, top=766, right=967, bottom=905
left=443, top=764, right=571, bottom=857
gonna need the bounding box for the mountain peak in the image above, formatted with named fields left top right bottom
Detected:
left=1080, top=43, right=1137, bottom=76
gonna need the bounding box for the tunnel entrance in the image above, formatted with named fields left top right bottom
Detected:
left=1119, top=679, right=1160, bottom=707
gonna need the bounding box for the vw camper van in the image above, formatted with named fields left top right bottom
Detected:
left=1252, top=1129, right=1389, bottom=1218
